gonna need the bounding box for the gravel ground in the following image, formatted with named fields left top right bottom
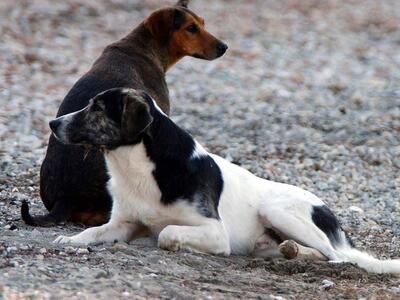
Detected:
left=1, top=0, right=400, bottom=299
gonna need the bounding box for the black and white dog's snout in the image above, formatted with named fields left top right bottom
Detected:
left=49, top=118, right=62, bottom=132
left=49, top=116, right=67, bottom=142
left=49, top=112, right=77, bottom=143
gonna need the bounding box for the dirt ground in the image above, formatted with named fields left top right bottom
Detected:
left=1, top=0, right=400, bottom=299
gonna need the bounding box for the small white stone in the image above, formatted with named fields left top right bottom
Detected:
left=76, top=248, right=89, bottom=255
left=321, top=279, right=334, bottom=290
left=269, top=295, right=287, bottom=300
left=30, top=229, right=42, bottom=238
left=6, top=246, right=17, bottom=253
left=349, top=206, right=364, bottom=213
left=10, top=261, right=19, bottom=267
left=39, top=248, right=47, bottom=254
left=65, top=246, right=76, bottom=254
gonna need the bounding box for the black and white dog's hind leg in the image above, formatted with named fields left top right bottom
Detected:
left=258, top=201, right=339, bottom=261
left=257, top=197, right=400, bottom=274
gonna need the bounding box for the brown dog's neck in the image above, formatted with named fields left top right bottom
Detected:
left=108, top=23, right=180, bottom=73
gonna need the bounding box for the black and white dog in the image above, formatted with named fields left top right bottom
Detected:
left=51, top=88, right=400, bottom=274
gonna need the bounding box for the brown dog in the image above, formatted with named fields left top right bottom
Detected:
left=21, top=0, right=227, bottom=226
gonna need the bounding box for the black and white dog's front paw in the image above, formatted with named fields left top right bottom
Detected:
left=158, top=226, right=182, bottom=252
left=53, top=235, right=90, bottom=246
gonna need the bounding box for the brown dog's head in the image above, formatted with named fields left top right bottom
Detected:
left=144, top=0, right=227, bottom=66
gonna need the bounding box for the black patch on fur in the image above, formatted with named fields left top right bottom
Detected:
left=192, top=54, right=206, bottom=59
left=265, top=228, right=283, bottom=244
left=102, top=90, right=124, bottom=124
left=142, top=99, right=223, bottom=219
left=173, top=9, right=185, bottom=30
left=311, top=205, right=342, bottom=246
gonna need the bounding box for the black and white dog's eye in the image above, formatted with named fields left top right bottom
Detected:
left=186, top=24, right=198, bottom=33
left=91, top=103, right=103, bottom=112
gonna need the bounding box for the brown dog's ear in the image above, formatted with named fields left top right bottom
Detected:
left=175, top=0, right=189, bottom=8
left=121, top=94, right=153, bottom=143
left=144, top=8, right=185, bottom=45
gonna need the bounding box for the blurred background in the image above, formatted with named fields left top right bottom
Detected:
left=0, top=0, right=399, bottom=298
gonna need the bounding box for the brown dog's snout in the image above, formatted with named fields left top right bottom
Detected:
left=216, top=42, right=228, bottom=57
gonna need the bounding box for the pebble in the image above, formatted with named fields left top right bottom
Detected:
left=390, top=286, right=400, bottom=294
left=30, top=229, right=42, bottom=238
left=6, top=247, right=18, bottom=253
left=76, top=248, right=90, bottom=255
left=269, top=295, right=287, bottom=300
left=39, top=248, right=47, bottom=254
left=10, top=261, right=19, bottom=267
left=321, top=279, right=334, bottom=290
left=349, top=206, right=364, bottom=214
left=95, top=270, right=109, bottom=279
left=112, top=242, right=129, bottom=250
left=65, top=246, right=76, bottom=254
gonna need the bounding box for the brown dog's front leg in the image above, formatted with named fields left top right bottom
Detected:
left=279, top=240, right=328, bottom=261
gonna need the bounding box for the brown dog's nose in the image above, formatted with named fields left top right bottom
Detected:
left=216, top=42, right=228, bottom=57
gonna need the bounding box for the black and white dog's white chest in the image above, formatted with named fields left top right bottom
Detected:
left=105, top=140, right=224, bottom=233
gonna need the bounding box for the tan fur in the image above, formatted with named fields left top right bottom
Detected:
left=144, top=7, right=224, bottom=69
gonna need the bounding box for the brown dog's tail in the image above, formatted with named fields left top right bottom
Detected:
left=21, top=200, right=71, bottom=227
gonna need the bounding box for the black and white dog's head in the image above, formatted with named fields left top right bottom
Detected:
left=50, top=88, right=154, bottom=149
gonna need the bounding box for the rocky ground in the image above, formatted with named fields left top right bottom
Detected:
left=1, top=0, right=400, bottom=299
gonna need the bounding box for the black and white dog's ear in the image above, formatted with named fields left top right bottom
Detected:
left=121, top=94, right=153, bottom=142
left=175, top=0, right=189, bottom=8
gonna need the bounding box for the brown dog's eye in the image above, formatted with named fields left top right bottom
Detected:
left=186, top=24, right=198, bottom=33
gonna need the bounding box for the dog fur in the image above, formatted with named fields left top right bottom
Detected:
left=51, top=88, right=400, bottom=275
left=22, top=0, right=228, bottom=226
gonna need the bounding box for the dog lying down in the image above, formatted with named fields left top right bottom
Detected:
left=50, top=88, right=400, bottom=275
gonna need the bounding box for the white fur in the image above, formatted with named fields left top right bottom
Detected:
left=190, top=140, right=208, bottom=160
left=55, top=141, right=400, bottom=275
left=150, top=98, right=168, bottom=116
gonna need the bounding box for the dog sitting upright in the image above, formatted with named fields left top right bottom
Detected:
left=51, top=88, right=400, bottom=275
left=22, top=0, right=228, bottom=226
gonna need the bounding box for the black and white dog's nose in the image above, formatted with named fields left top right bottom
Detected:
left=49, top=119, right=62, bottom=132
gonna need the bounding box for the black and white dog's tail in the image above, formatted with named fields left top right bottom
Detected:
left=335, top=242, right=400, bottom=274
left=312, top=206, right=400, bottom=274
